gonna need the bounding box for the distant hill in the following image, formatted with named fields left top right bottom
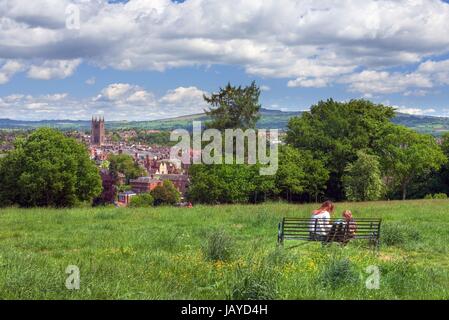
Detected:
left=1, top=108, right=449, bottom=136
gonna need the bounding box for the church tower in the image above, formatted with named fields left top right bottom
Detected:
left=91, top=116, right=105, bottom=146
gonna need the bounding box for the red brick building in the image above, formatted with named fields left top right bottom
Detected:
left=130, top=177, right=163, bottom=194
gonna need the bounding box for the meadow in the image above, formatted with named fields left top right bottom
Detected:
left=0, top=200, right=448, bottom=300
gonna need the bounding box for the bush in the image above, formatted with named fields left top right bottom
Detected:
left=382, top=224, right=421, bottom=246
left=151, top=180, right=181, bottom=206
left=320, top=258, right=358, bottom=289
left=202, top=230, right=234, bottom=262
left=128, top=193, right=154, bottom=208
left=424, top=193, right=447, bottom=200
left=229, top=263, right=278, bottom=300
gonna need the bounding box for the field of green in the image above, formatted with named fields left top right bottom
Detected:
left=1, top=200, right=448, bottom=300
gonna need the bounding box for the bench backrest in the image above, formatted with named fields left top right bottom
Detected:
left=280, top=217, right=381, bottom=241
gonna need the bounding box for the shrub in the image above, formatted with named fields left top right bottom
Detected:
left=320, top=258, right=358, bottom=289
left=382, top=224, right=421, bottom=246
left=151, top=180, right=181, bottom=206
left=202, top=230, right=234, bottom=262
left=424, top=193, right=447, bottom=200
left=229, top=264, right=278, bottom=300
left=128, top=193, right=154, bottom=208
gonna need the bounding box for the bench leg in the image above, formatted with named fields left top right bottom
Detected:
left=277, top=222, right=284, bottom=246
left=277, top=235, right=283, bottom=246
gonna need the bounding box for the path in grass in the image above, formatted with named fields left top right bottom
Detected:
left=0, top=200, right=448, bottom=299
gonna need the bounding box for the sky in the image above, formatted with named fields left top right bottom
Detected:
left=1, top=0, right=449, bottom=121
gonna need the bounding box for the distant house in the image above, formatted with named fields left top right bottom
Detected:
left=155, top=174, right=189, bottom=195
left=118, top=191, right=137, bottom=205
left=130, top=176, right=163, bottom=194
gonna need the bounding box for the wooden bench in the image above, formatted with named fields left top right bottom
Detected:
left=278, top=217, right=382, bottom=251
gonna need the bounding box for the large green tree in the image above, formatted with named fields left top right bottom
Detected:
left=108, top=154, right=145, bottom=183
left=286, top=99, right=395, bottom=200
left=0, top=128, right=102, bottom=207
left=204, top=81, right=261, bottom=130
left=342, top=151, right=384, bottom=202
left=378, top=125, right=447, bottom=200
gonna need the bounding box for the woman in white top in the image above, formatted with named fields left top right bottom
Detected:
left=309, top=200, right=335, bottom=238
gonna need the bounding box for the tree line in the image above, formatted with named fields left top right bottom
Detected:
left=187, top=83, right=449, bottom=204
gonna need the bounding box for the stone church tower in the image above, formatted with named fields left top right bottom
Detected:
left=91, top=116, right=105, bottom=146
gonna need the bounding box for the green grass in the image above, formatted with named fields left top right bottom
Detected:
left=1, top=200, right=449, bottom=300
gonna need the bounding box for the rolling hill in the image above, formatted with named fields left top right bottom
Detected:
left=1, top=108, right=449, bottom=136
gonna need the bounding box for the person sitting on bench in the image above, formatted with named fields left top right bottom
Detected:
left=326, top=210, right=357, bottom=244
left=309, top=201, right=334, bottom=241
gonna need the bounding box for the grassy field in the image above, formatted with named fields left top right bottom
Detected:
left=0, top=200, right=448, bottom=300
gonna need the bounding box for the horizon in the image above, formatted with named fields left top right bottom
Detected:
left=2, top=107, right=449, bottom=123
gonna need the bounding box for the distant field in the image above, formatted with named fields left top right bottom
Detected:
left=0, top=200, right=448, bottom=299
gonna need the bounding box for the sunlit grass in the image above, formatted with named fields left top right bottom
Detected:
left=0, top=200, right=448, bottom=299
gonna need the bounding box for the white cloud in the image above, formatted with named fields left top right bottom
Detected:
left=160, top=86, right=205, bottom=104
left=396, top=107, right=436, bottom=116
left=27, top=59, right=81, bottom=80
left=0, top=60, right=24, bottom=84
left=86, top=77, right=96, bottom=85
left=94, top=83, right=156, bottom=110
left=288, top=77, right=329, bottom=88
left=0, top=83, right=210, bottom=121
left=1, top=0, right=449, bottom=94
left=341, top=70, right=433, bottom=95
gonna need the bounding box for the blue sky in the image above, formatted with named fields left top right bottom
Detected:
left=1, top=0, right=449, bottom=120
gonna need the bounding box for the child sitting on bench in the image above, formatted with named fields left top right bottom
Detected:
left=326, top=210, right=357, bottom=244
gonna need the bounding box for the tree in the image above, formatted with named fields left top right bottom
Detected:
left=275, top=146, right=306, bottom=201
left=252, top=164, right=278, bottom=203
left=342, top=151, right=384, bottom=201
left=378, top=125, right=447, bottom=200
left=286, top=99, right=394, bottom=200
left=187, top=164, right=224, bottom=204
left=128, top=193, right=154, bottom=208
left=151, top=180, right=181, bottom=206
left=187, top=164, right=258, bottom=204
left=275, top=146, right=329, bottom=202
left=427, top=133, right=449, bottom=196
left=0, top=128, right=102, bottom=207
left=108, top=154, right=145, bottom=183
left=204, top=81, right=261, bottom=130
left=301, top=150, right=330, bottom=203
